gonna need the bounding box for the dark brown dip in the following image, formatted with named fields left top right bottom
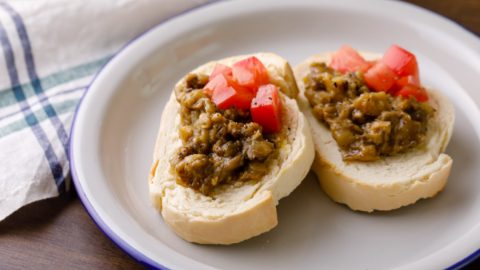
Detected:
left=303, top=63, right=434, bottom=161
left=170, top=74, right=283, bottom=195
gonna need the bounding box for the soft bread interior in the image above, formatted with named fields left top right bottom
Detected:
left=295, top=52, right=454, bottom=212
left=149, top=53, right=314, bottom=244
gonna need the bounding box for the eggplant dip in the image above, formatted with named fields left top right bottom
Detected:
left=170, top=74, right=286, bottom=196
left=303, top=63, right=434, bottom=162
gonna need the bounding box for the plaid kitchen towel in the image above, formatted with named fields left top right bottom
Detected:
left=0, top=0, right=208, bottom=221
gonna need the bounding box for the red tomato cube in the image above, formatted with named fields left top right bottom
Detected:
left=392, top=73, right=420, bottom=94
left=211, top=85, right=254, bottom=110
left=250, top=84, right=282, bottom=133
left=204, top=74, right=229, bottom=96
left=382, top=44, right=419, bottom=77
left=205, top=73, right=254, bottom=109
left=395, top=84, right=429, bottom=102
left=329, top=45, right=371, bottom=73
left=396, top=74, right=420, bottom=87
left=232, top=57, right=270, bottom=91
left=363, top=62, right=397, bottom=92
left=210, top=63, right=232, bottom=80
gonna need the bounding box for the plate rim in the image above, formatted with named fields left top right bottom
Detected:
left=69, top=0, right=480, bottom=269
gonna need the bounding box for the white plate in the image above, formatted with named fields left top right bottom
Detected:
left=70, top=0, right=480, bottom=269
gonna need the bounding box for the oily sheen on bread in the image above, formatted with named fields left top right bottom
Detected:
left=149, top=53, right=314, bottom=244
left=295, top=52, right=454, bottom=212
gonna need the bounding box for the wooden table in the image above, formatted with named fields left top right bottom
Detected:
left=1, top=1, right=479, bottom=269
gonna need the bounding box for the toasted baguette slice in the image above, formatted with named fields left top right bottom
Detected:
left=149, top=53, right=314, bottom=244
left=295, top=52, right=454, bottom=212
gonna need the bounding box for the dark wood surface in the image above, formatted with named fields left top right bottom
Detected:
left=1, top=1, right=479, bottom=269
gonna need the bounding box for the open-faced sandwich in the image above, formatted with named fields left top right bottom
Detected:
left=295, top=45, right=454, bottom=212
left=149, top=53, right=314, bottom=244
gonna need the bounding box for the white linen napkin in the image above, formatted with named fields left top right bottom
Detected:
left=0, top=0, right=208, bottom=221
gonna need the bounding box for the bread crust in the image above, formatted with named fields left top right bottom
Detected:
left=295, top=52, right=455, bottom=212
left=149, top=53, right=314, bottom=244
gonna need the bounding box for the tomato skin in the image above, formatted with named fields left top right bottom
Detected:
left=232, top=57, right=270, bottom=91
left=212, top=85, right=254, bottom=110
left=250, top=84, right=282, bottom=133
left=396, top=84, right=429, bottom=102
left=382, top=44, right=418, bottom=77
left=210, top=63, right=232, bottom=80
left=330, top=45, right=371, bottom=73
left=363, top=61, right=397, bottom=92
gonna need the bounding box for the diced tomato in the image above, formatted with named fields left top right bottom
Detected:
left=396, top=74, right=420, bottom=87
left=392, top=73, right=420, bottom=94
left=363, top=61, right=397, bottom=92
left=212, top=85, right=254, bottom=110
left=204, top=72, right=248, bottom=95
left=329, top=45, right=371, bottom=73
left=232, top=56, right=270, bottom=91
left=396, top=84, right=429, bottom=102
left=204, top=74, right=229, bottom=96
left=204, top=73, right=254, bottom=109
left=210, top=63, right=232, bottom=80
left=250, top=84, right=282, bottom=133
left=382, top=44, right=418, bottom=77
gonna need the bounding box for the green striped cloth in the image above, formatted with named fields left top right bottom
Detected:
left=0, top=0, right=205, bottom=220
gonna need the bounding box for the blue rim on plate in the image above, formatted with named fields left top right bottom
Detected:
left=69, top=1, right=480, bottom=269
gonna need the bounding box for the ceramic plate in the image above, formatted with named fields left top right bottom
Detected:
left=70, top=0, right=480, bottom=269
